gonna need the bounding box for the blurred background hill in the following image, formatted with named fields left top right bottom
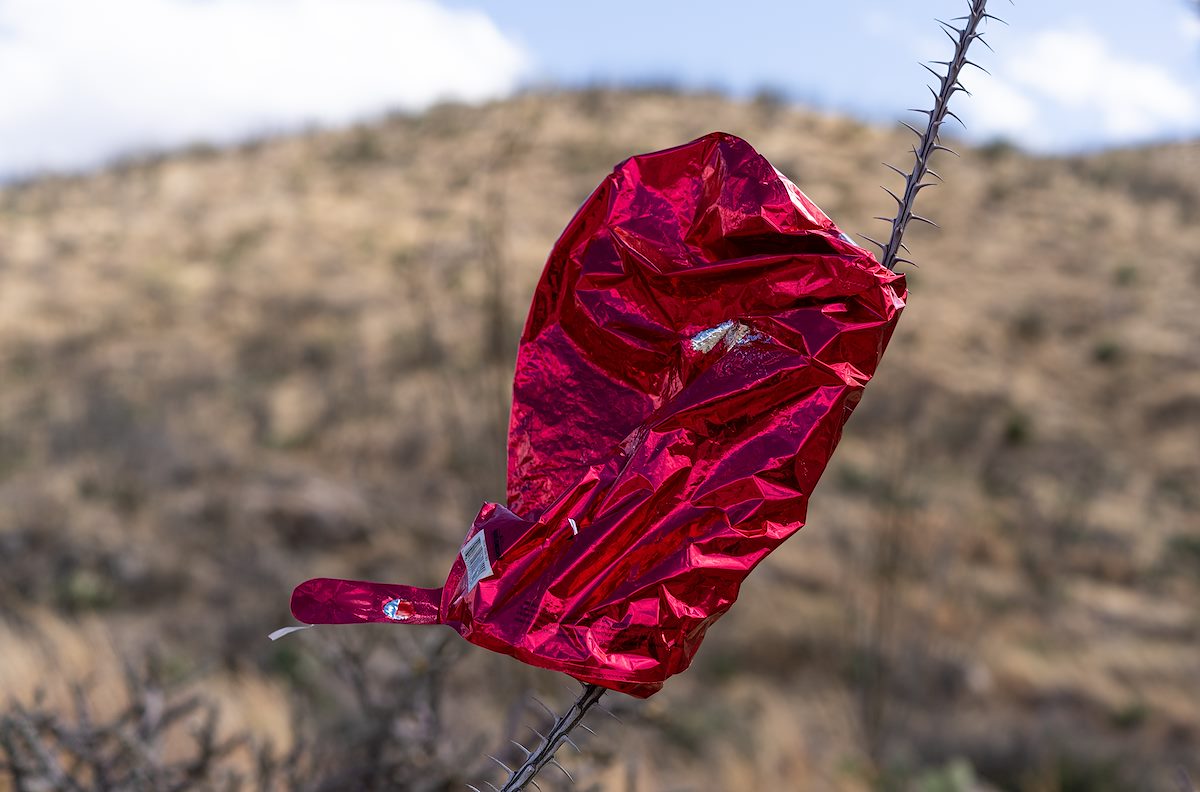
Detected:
left=0, top=88, right=1198, bottom=790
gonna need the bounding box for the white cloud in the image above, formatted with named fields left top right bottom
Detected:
left=968, top=76, right=1041, bottom=144
left=1181, top=12, right=1200, bottom=44
left=965, top=26, right=1200, bottom=151
left=0, top=0, right=530, bottom=177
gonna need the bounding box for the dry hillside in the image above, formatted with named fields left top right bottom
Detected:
left=1, top=89, right=1198, bottom=791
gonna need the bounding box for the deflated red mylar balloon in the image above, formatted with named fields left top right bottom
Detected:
left=289, top=132, right=906, bottom=697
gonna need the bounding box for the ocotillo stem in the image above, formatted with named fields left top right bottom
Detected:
left=880, top=0, right=994, bottom=272
left=496, top=684, right=606, bottom=792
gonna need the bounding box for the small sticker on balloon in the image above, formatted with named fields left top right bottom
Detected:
left=461, top=530, right=494, bottom=593
left=382, top=598, right=411, bottom=621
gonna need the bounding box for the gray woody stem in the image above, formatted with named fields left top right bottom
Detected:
left=472, top=684, right=606, bottom=792
left=874, top=0, right=998, bottom=271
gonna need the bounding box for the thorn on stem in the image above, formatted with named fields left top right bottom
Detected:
left=859, top=234, right=886, bottom=252
left=488, top=755, right=515, bottom=775
left=549, top=759, right=576, bottom=783
left=530, top=697, right=556, bottom=721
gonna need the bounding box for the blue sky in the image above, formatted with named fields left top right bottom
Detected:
left=441, top=0, right=1200, bottom=152
left=1, top=0, right=1198, bottom=178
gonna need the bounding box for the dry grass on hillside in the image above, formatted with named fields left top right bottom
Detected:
left=1, top=89, right=1198, bottom=791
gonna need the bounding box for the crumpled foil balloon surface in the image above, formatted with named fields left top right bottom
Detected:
left=290, top=132, right=906, bottom=697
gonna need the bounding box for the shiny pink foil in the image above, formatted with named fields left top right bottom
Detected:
left=291, top=132, right=906, bottom=697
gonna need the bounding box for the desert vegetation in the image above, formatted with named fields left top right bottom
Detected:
left=1, top=88, right=1198, bottom=790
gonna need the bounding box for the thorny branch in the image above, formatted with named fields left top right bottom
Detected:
left=865, top=0, right=1002, bottom=271
left=473, top=683, right=608, bottom=792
